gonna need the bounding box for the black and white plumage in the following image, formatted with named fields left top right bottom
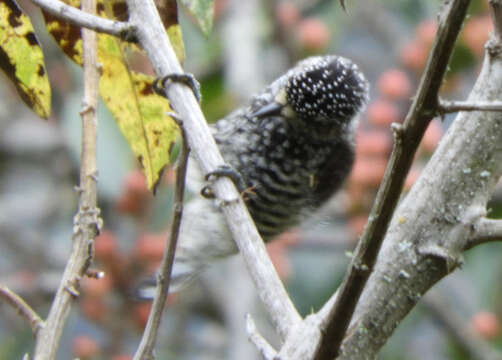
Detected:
left=168, top=55, right=369, bottom=291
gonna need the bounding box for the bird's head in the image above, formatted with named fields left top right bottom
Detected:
left=251, top=55, right=369, bottom=137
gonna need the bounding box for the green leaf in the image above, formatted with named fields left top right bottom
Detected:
left=179, top=0, right=215, bottom=36
left=0, top=0, right=51, bottom=119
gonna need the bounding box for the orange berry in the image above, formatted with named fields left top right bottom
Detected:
left=298, top=18, right=331, bottom=50
left=276, top=2, right=300, bottom=28
left=350, top=156, right=387, bottom=187
left=378, top=69, right=412, bottom=99
left=463, top=16, right=493, bottom=57
left=134, top=302, right=152, bottom=329
left=367, top=100, right=400, bottom=127
left=112, top=355, right=133, bottom=360
left=81, top=297, right=107, bottom=321
left=124, top=170, right=148, bottom=196
left=267, top=240, right=292, bottom=280
left=348, top=215, right=368, bottom=237
left=356, top=130, right=391, bottom=157
left=416, top=20, right=438, bottom=49
left=134, top=233, right=167, bottom=263
left=404, top=167, right=421, bottom=191
left=72, top=335, right=100, bottom=358
left=471, top=311, right=501, bottom=340
left=82, top=275, right=113, bottom=298
left=421, top=120, right=443, bottom=154
left=400, top=41, right=429, bottom=72
left=95, top=230, right=118, bottom=261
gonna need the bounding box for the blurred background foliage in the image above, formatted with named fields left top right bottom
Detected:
left=0, top=0, right=501, bottom=359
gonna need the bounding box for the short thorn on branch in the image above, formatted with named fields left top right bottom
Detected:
left=437, top=99, right=502, bottom=115
left=85, top=268, right=105, bottom=279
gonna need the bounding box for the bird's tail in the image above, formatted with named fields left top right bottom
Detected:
left=134, top=197, right=238, bottom=299
left=134, top=259, right=207, bottom=300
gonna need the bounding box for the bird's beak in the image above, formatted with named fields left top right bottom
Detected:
left=249, top=102, right=284, bottom=119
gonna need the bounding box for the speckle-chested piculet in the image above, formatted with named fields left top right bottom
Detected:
left=154, top=55, right=369, bottom=292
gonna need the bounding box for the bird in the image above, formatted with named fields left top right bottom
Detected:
left=151, top=54, right=369, bottom=294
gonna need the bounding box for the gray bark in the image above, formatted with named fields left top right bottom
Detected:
left=339, top=40, right=502, bottom=359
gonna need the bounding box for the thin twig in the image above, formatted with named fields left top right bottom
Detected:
left=32, top=1, right=101, bottom=358
left=246, top=314, right=278, bottom=360
left=423, top=290, right=502, bottom=360
left=490, top=0, right=502, bottom=40
left=0, top=286, right=43, bottom=335
left=126, top=0, right=301, bottom=341
left=464, top=217, right=502, bottom=250
left=315, top=1, right=472, bottom=359
left=30, top=0, right=133, bottom=39
left=133, top=130, right=190, bottom=360
left=438, top=99, right=502, bottom=114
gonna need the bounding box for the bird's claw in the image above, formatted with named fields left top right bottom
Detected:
left=153, top=73, right=201, bottom=103
left=201, top=165, right=247, bottom=199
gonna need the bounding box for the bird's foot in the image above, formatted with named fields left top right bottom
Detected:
left=201, top=165, right=247, bottom=199
left=153, top=73, right=201, bottom=103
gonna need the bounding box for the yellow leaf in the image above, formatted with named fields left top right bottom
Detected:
left=0, top=0, right=51, bottom=118
left=167, top=24, right=185, bottom=64
left=42, top=0, right=82, bottom=64
left=42, top=0, right=184, bottom=189
left=98, top=34, right=179, bottom=190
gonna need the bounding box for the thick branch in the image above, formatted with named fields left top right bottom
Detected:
left=133, top=131, right=189, bottom=360
left=340, top=4, right=502, bottom=358
left=0, top=286, right=43, bottom=335
left=314, top=1, right=471, bottom=359
left=31, top=0, right=132, bottom=39
left=464, top=217, right=502, bottom=250
left=125, top=0, right=301, bottom=340
left=32, top=1, right=101, bottom=358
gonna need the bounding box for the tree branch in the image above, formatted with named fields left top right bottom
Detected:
left=464, top=217, right=502, bottom=250
left=30, top=0, right=133, bottom=39
left=438, top=99, right=502, bottom=113
left=125, top=0, right=301, bottom=341
left=32, top=1, right=101, bottom=358
left=0, top=286, right=43, bottom=335
left=339, top=1, right=502, bottom=357
left=490, top=0, right=502, bottom=40
left=314, top=1, right=472, bottom=359
left=133, top=127, right=189, bottom=360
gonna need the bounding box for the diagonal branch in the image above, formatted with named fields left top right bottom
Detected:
left=0, top=286, right=43, bottom=335
left=133, top=127, right=190, bottom=360
left=125, top=0, right=301, bottom=341
left=314, top=1, right=472, bottom=359
left=30, top=0, right=133, bottom=39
